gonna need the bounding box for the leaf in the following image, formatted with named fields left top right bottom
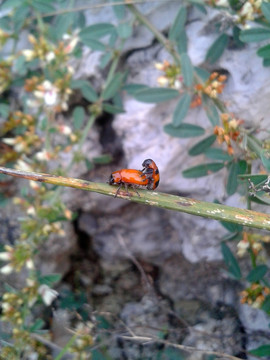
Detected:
left=13, top=55, right=26, bottom=76
left=205, top=148, right=232, bottom=161
left=257, top=44, right=270, bottom=59
left=240, top=27, right=270, bottom=43
left=79, top=37, right=106, bottom=51
left=31, top=0, right=55, bottom=13
left=30, top=318, right=45, bottom=333
left=38, top=273, right=62, bottom=286
left=262, top=295, right=270, bottom=313
left=221, top=242, right=242, bottom=280
left=1, top=0, right=24, bottom=10
left=79, top=23, right=116, bottom=39
left=134, top=87, right=179, bottom=103
left=188, top=134, right=216, bottom=156
left=260, top=149, right=270, bottom=172
left=13, top=4, right=29, bottom=32
left=123, top=83, right=148, bottom=95
left=117, top=22, right=132, bottom=39
left=180, top=53, right=193, bottom=86
left=194, top=67, right=210, bottom=82
left=261, top=1, right=270, bottom=22
left=169, top=7, right=187, bottom=41
left=93, top=154, right=113, bottom=164
left=206, top=34, right=229, bottom=64
left=72, top=106, right=85, bottom=129
left=172, top=93, right=191, bottom=126
left=112, top=0, right=126, bottom=19
left=79, top=82, right=98, bottom=102
left=249, top=344, right=270, bottom=357
left=100, top=52, right=112, bottom=69
left=203, top=96, right=220, bottom=126
left=0, top=103, right=10, bottom=118
left=101, top=73, right=124, bottom=100
left=102, top=103, right=125, bottom=114
left=246, top=265, right=268, bottom=282
left=164, top=123, right=205, bottom=138
left=226, top=161, right=239, bottom=196
left=182, top=162, right=224, bottom=178
left=53, top=13, right=74, bottom=40
left=177, top=30, right=187, bottom=54
left=263, top=58, right=270, bottom=67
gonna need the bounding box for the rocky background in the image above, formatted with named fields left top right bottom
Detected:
left=1, top=1, right=270, bottom=359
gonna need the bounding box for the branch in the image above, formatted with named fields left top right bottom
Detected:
left=1, top=166, right=270, bottom=231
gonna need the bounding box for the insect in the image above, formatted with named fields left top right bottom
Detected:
left=141, top=159, right=160, bottom=190
left=109, top=169, right=149, bottom=198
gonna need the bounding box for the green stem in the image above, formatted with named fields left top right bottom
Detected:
left=1, top=166, right=270, bottom=231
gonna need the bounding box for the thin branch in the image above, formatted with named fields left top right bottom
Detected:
left=120, top=334, right=243, bottom=360
left=1, top=166, right=270, bottom=230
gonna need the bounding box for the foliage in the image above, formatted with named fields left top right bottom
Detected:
left=0, top=0, right=270, bottom=358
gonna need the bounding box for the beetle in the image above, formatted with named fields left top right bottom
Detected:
left=141, top=159, right=160, bottom=190
left=109, top=169, right=149, bottom=198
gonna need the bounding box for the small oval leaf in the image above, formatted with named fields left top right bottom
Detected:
left=221, top=242, right=242, bottom=280
left=188, top=134, right=216, bottom=156
left=240, top=27, right=270, bottom=43
left=182, top=162, right=224, bottom=178
left=206, top=34, right=229, bottom=64
left=79, top=23, right=116, bottom=39
left=134, top=87, right=179, bottom=103
left=169, top=7, right=187, bottom=40
left=164, top=123, right=205, bottom=138
left=246, top=265, right=268, bottom=282
left=172, top=93, right=191, bottom=126
left=180, top=53, right=193, bottom=87
left=102, top=73, right=124, bottom=100
left=257, top=44, right=270, bottom=59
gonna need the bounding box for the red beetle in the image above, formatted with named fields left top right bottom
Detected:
left=141, top=159, right=160, bottom=190
left=109, top=169, right=149, bottom=197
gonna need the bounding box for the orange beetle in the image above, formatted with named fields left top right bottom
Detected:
left=141, top=159, right=160, bottom=190
left=109, top=169, right=148, bottom=197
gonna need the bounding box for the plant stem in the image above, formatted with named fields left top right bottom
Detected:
left=1, top=166, right=270, bottom=231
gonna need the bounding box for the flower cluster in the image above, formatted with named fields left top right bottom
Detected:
left=240, top=283, right=270, bottom=308
left=192, top=72, right=226, bottom=108
left=214, top=113, right=243, bottom=155
left=0, top=244, right=34, bottom=274
left=237, top=231, right=270, bottom=257
left=70, top=322, right=94, bottom=359
left=155, top=60, right=183, bottom=89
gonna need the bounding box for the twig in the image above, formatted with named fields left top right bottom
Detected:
left=120, top=334, right=243, bottom=360
left=1, top=166, right=270, bottom=231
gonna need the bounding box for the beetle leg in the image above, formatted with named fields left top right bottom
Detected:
left=115, top=185, right=122, bottom=198
left=131, top=184, right=140, bottom=197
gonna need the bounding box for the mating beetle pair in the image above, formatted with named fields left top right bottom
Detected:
left=109, top=159, right=160, bottom=198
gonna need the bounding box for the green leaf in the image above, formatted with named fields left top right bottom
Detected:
left=1, top=0, right=24, bottom=10
left=246, top=265, right=268, bottom=282
left=102, top=103, right=125, bottom=114
left=93, top=154, right=113, bottom=164
left=221, top=242, right=242, bottom=280
left=0, top=103, right=10, bottom=118
left=80, top=37, right=106, bottom=51
left=38, top=273, right=62, bottom=286
left=117, top=22, right=132, bottom=39
left=30, top=318, right=45, bottom=333
left=53, top=13, right=74, bottom=40
left=172, top=93, right=191, bottom=126
left=180, top=53, right=193, bottom=87
left=80, top=82, right=98, bottom=102
left=100, top=52, right=112, bottom=69
left=164, top=123, right=205, bottom=138
left=72, top=106, right=85, bottom=130
left=177, top=30, right=187, bottom=54
left=13, top=55, right=26, bottom=76
left=182, top=162, right=224, bottom=178
left=263, top=58, right=270, bottom=67
left=169, top=7, right=187, bottom=40
left=260, top=149, right=270, bottom=172
left=194, top=67, right=210, bottom=82
left=102, top=73, right=124, bottom=100
left=206, top=34, right=229, bottom=64
left=261, top=1, right=270, bottom=22
left=204, top=148, right=232, bottom=161
left=112, top=0, right=126, bottom=19
left=227, top=161, right=239, bottom=196
left=134, top=87, right=179, bottom=103
left=203, top=96, right=220, bottom=126
left=31, top=0, right=55, bottom=13
left=240, top=27, right=270, bottom=43
left=188, top=134, right=216, bottom=156
left=79, top=23, right=116, bottom=39
left=13, top=4, right=29, bottom=32
left=257, top=44, right=270, bottom=59
left=262, top=295, right=270, bottom=313
left=123, top=83, right=148, bottom=95
left=249, top=345, right=270, bottom=357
